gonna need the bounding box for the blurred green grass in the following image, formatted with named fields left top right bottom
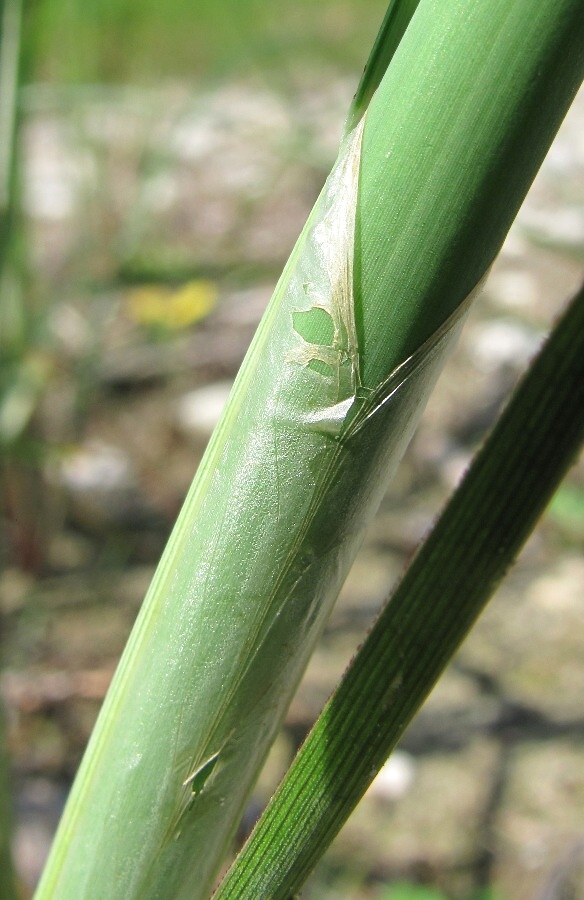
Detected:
left=28, top=0, right=389, bottom=85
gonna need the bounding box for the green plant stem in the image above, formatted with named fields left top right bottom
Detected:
left=0, top=0, right=23, bottom=342
left=0, top=0, right=23, bottom=893
left=215, top=281, right=584, bottom=898
left=35, top=1, right=584, bottom=897
left=0, top=700, right=18, bottom=900
left=0, top=0, right=21, bottom=229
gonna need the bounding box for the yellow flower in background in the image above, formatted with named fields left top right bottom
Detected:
left=126, top=280, right=218, bottom=330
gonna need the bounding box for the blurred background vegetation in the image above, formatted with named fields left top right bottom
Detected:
left=31, top=0, right=389, bottom=83
left=1, top=1, right=584, bottom=898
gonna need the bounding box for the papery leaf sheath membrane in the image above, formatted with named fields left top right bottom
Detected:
left=37, top=117, right=478, bottom=900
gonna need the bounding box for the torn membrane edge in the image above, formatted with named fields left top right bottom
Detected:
left=286, top=112, right=486, bottom=440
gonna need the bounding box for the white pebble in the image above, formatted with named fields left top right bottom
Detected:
left=469, top=319, right=541, bottom=372
left=486, top=269, right=538, bottom=309
left=366, top=750, right=416, bottom=802
left=175, top=381, right=233, bottom=439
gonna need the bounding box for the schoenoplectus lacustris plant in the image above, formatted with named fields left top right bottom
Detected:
left=36, top=1, right=584, bottom=898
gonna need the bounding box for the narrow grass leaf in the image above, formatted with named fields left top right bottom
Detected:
left=346, top=0, right=421, bottom=133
